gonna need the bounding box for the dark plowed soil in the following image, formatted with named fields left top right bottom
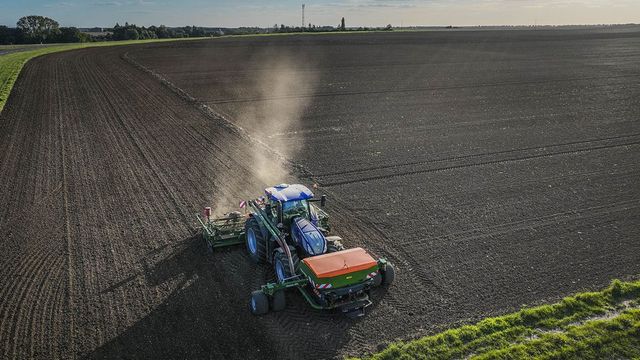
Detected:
left=1, top=28, right=639, bottom=360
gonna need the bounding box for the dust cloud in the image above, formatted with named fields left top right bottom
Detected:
left=210, top=50, right=319, bottom=215
left=239, top=52, right=318, bottom=184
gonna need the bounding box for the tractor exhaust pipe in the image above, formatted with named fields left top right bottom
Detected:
left=204, top=207, right=212, bottom=223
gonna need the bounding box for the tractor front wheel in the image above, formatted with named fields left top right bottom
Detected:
left=250, top=290, right=269, bottom=315
left=245, top=217, right=266, bottom=264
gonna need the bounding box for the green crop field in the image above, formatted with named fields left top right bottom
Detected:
left=0, top=37, right=210, bottom=113
left=355, top=279, right=640, bottom=360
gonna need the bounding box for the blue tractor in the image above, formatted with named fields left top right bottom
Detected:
left=198, top=183, right=394, bottom=317
left=244, top=184, right=345, bottom=283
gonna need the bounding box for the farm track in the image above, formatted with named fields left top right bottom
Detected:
left=1, top=29, right=640, bottom=359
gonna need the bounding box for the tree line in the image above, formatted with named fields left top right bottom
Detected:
left=109, top=22, right=208, bottom=41
left=0, top=15, right=393, bottom=45
left=0, top=16, right=212, bottom=45
left=0, top=16, right=91, bottom=44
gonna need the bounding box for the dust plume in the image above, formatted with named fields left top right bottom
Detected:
left=239, top=51, right=318, bottom=185
left=210, top=50, right=319, bottom=215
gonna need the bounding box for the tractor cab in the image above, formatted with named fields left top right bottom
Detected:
left=264, top=184, right=324, bottom=229
left=264, top=184, right=332, bottom=257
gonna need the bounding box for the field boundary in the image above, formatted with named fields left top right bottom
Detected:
left=354, top=279, right=640, bottom=360
left=0, top=30, right=402, bottom=115
left=0, top=37, right=211, bottom=113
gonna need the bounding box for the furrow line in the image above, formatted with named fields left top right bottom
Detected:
left=321, top=140, right=640, bottom=187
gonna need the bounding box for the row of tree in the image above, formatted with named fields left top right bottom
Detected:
left=0, top=15, right=393, bottom=45
left=108, top=22, right=209, bottom=41
left=0, top=16, right=91, bottom=44
left=0, top=16, right=213, bottom=44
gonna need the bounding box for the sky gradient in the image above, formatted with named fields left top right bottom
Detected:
left=0, top=0, right=638, bottom=28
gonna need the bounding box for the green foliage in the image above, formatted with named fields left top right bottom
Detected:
left=16, top=15, right=60, bottom=43
left=354, top=279, right=640, bottom=360
left=1, top=16, right=92, bottom=44
left=57, top=27, right=91, bottom=43
left=111, top=23, right=206, bottom=41
left=0, top=25, right=18, bottom=45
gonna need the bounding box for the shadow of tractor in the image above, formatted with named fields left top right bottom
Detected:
left=87, top=234, right=362, bottom=360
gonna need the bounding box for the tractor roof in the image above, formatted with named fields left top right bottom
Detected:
left=265, top=183, right=314, bottom=202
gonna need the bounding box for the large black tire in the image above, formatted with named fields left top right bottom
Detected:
left=250, top=290, right=269, bottom=315
left=205, top=237, right=214, bottom=254
left=245, top=217, right=266, bottom=264
left=326, top=236, right=344, bottom=253
left=273, top=247, right=299, bottom=283
left=373, top=272, right=383, bottom=287
left=271, top=290, right=286, bottom=312
left=382, top=263, right=395, bottom=286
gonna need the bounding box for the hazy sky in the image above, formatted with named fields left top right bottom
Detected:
left=1, top=0, right=638, bottom=28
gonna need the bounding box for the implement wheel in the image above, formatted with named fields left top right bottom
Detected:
left=382, top=263, right=395, bottom=286
left=245, top=217, right=266, bottom=264
left=250, top=290, right=269, bottom=315
left=274, top=247, right=299, bottom=283
left=373, top=272, right=383, bottom=287
left=271, top=290, right=286, bottom=312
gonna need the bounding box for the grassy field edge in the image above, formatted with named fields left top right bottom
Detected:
left=355, top=279, right=640, bottom=360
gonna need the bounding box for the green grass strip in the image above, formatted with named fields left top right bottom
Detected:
left=476, top=308, right=640, bottom=359
left=0, top=37, right=209, bottom=113
left=356, top=279, right=640, bottom=360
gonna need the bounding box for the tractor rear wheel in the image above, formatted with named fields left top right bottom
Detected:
left=245, top=217, right=266, bottom=264
left=274, top=247, right=299, bottom=283
left=271, top=290, right=286, bottom=312
left=250, top=290, right=269, bottom=315
left=382, top=263, right=395, bottom=286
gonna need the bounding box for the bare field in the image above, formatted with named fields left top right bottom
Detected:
left=1, top=28, right=639, bottom=359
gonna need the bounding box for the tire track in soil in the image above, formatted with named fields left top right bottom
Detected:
left=203, top=73, right=640, bottom=104
left=319, top=139, right=640, bottom=187
left=314, top=132, right=640, bottom=178
left=59, top=85, right=77, bottom=358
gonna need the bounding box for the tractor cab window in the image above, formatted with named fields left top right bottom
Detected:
left=282, top=200, right=309, bottom=220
